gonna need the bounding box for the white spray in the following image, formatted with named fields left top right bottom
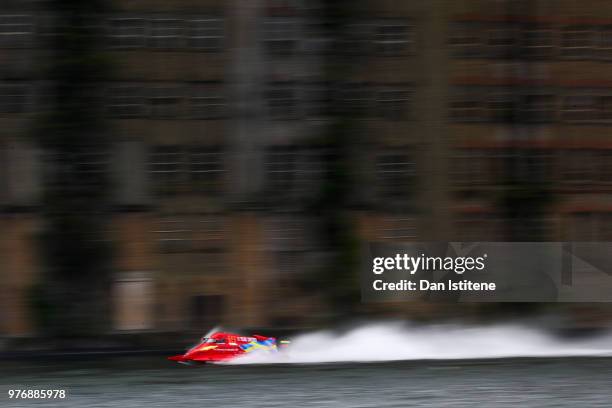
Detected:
left=227, top=322, right=612, bottom=365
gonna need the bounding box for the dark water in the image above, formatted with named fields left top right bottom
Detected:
left=2, top=357, right=612, bottom=407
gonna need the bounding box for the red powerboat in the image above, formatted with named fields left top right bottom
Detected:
left=168, top=331, right=282, bottom=365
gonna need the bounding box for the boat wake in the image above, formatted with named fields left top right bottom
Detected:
left=227, top=322, right=612, bottom=365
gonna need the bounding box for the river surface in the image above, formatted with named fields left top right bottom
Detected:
left=2, top=356, right=612, bottom=407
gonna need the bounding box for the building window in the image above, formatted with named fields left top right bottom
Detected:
left=450, top=150, right=492, bottom=186
left=192, top=216, right=225, bottom=251
left=487, top=91, right=518, bottom=122
left=342, top=22, right=373, bottom=55
left=0, top=82, right=30, bottom=114
left=265, top=146, right=296, bottom=193
left=113, top=272, right=153, bottom=331
left=563, top=150, right=596, bottom=184
left=561, top=26, right=594, bottom=59
left=149, top=145, right=183, bottom=196
left=510, top=217, right=552, bottom=240
left=562, top=92, right=612, bottom=122
left=505, top=150, right=553, bottom=184
left=44, top=148, right=109, bottom=190
left=190, top=83, right=226, bottom=119
left=374, top=20, right=414, bottom=55
left=263, top=17, right=299, bottom=55
left=73, top=149, right=109, bottom=187
left=562, top=93, right=598, bottom=122
left=566, top=213, right=612, bottom=241
left=266, top=83, right=298, bottom=120
left=153, top=215, right=225, bottom=253
left=601, top=95, right=612, bottom=121
left=149, top=18, right=184, bottom=49
left=454, top=214, right=502, bottom=241
left=599, top=26, right=612, bottom=60
left=523, top=27, right=556, bottom=59
left=452, top=149, right=551, bottom=186
left=189, top=147, right=224, bottom=194
left=339, top=82, right=372, bottom=118
left=266, top=217, right=317, bottom=284
left=37, top=15, right=59, bottom=44
left=449, top=88, right=486, bottom=122
left=376, top=86, right=411, bottom=120
left=302, top=82, right=331, bottom=119
left=153, top=217, right=191, bottom=252
left=561, top=150, right=612, bottom=185
left=297, top=148, right=325, bottom=198
left=109, top=18, right=146, bottom=49
left=36, top=81, right=57, bottom=113
left=521, top=94, right=557, bottom=123
left=107, top=85, right=145, bottom=118
left=451, top=88, right=558, bottom=123
left=188, top=18, right=224, bottom=51
left=0, top=15, right=33, bottom=48
left=149, top=145, right=226, bottom=196
left=265, top=0, right=304, bottom=15
left=266, top=218, right=310, bottom=252
left=149, top=87, right=182, bottom=119
left=379, top=217, right=417, bottom=241
left=264, top=146, right=324, bottom=203
left=376, top=151, right=416, bottom=201
left=302, top=19, right=332, bottom=54
left=190, top=295, right=225, bottom=330
left=449, top=22, right=483, bottom=57
left=487, top=25, right=519, bottom=58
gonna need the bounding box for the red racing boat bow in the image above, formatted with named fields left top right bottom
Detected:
left=168, top=331, right=283, bottom=364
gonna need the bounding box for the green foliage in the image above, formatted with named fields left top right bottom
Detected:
left=302, top=3, right=368, bottom=319
left=31, top=2, right=114, bottom=337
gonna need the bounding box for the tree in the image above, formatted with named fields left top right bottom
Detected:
left=32, top=0, right=113, bottom=338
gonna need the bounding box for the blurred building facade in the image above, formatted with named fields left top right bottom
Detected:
left=2, top=0, right=612, bottom=337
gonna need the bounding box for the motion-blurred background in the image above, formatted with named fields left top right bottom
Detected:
left=2, top=0, right=612, bottom=345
